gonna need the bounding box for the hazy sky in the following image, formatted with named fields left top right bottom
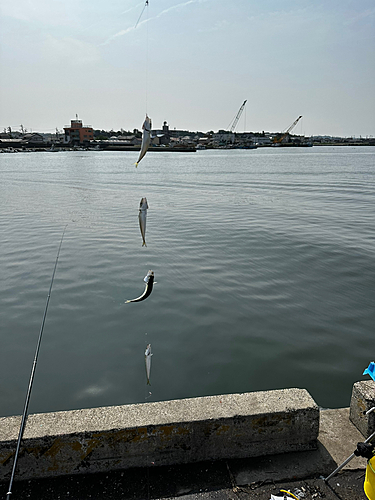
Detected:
left=1, top=0, right=374, bottom=136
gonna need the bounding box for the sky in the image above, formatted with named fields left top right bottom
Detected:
left=0, top=0, right=374, bottom=137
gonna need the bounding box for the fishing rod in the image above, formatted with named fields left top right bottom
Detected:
left=6, top=226, right=67, bottom=500
left=323, top=406, right=375, bottom=483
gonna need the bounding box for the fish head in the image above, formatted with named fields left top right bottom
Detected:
left=139, top=197, right=148, bottom=210
left=145, top=344, right=151, bottom=355
left=144, top=270, right=154, bottom=283
left=142, top=115, right=152, bottom=132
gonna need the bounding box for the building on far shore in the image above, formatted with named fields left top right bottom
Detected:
left=150, top=121, right=171, bottom=146
left=64, top=116, right=93, bottom=145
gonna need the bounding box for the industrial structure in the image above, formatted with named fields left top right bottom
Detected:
left=226, top=100, right=247, bottom=146
left=273, top=115, right=303, bottom=144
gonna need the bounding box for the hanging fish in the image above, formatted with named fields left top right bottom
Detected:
left=125, top=270, right=155, bottom=303
left=135, top=115, right=152, bottom=167
left=145, top=343, right=152, bottom=385
left=138, top=197, right=148, bottom=246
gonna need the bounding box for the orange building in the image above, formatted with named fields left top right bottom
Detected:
left=64, top=118, right=93, bottom=145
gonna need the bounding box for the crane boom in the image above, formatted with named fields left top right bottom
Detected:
left=274, top=115, right=302, bottom=143
left=285, top=115, right=302, bottom=134
left=229, top=100, right=247, bottom=132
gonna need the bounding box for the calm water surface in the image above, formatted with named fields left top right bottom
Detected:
left=0, top=146, right=374, bottom=416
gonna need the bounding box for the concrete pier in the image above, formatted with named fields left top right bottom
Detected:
left=349, top=380, right=375, bottom=437
left=0, top=407, right=369, bottom=500
left=0, top=388, right=319, bottom=482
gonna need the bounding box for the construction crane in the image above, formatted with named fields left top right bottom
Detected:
left=273, top=115, right=302, bottom=144
left=228, top=100, right=247, bottom=132
left=226, top=100, right=247, bottom=146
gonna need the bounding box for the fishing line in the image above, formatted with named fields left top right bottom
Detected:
left=134, top=0, right=149, bottom=29
left=145, top=0, right=149, bottom=114
left=6, top=225, right=67, bottom=500
left=134, top=0, right=150, bottom=114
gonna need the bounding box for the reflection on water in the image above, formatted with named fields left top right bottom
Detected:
left=0, top=147, right=374, bottom=416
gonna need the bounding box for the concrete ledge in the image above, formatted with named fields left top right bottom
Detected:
left=349, top=380, right=375, bottom=437
left=0, top=388, right=319, bottom=481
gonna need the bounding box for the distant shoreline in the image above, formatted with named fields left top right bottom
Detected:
left=1, top=140, right=374, bottom=153
left=0, top=144, right=197, bottom=153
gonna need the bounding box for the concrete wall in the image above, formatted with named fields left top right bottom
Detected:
left=0, top=388, right=319, bottom=481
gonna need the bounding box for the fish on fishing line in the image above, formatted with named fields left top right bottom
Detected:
left=138, top=197, right=148, bottom=246
left=135, top=115, right=152, bottom=167
left=145, top=343, right=152, bottom=385
left=125, top=270, right=155, bottom=303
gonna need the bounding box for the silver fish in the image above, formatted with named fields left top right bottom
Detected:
left=135, top=115, right=152, bottom=167
left=125, top=270, right=154, bottom=303
left=138, top=197, right=148, bottom=247
left=145, top=343, right=152, bottom=385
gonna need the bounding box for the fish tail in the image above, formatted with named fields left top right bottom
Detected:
left=142, top=242, right=147, bottom=247
left=147, top=380, right=151, bottom=386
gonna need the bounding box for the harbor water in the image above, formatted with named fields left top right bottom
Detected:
left=0, top=146, right=374, bottom=417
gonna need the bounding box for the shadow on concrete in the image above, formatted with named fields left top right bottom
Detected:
left=0, top=445, right=339, bottom=500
